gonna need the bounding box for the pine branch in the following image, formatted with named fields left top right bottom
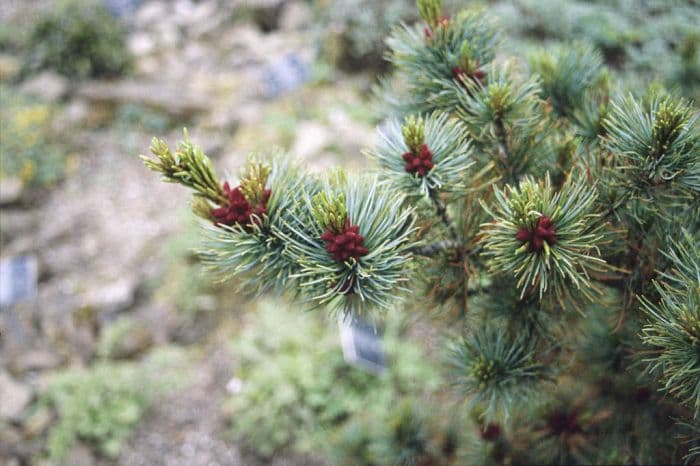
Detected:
left=385, top=8, right=498, bottom=115
left=480, top=173, right=607, bottom=304
left=198, top=156, right=308, bottom=295
left=281, top=175, right=417, bottom=317
left=454, top=63, right=544, bottom=181
left=448, top=322, right=552, bottom=423
left=141, top=130, right=226, bottom=205
left=639, top=229, right=700, bottom=418
left=367, top=112, right=474, bottom=199
left=602, top=92, right=700, bottom=226
left=529, top=43, right=605, bottom=120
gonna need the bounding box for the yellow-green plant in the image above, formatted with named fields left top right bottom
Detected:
left=0, top=89, right=67, bottom=188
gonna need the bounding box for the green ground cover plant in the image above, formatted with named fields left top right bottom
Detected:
left=24, top=0, right=130, bottom=79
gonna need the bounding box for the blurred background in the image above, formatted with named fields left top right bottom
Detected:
left=0, top=0, right=698, bottom=465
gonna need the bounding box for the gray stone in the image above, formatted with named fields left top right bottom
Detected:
left=0, top=423, right=22, bottom=459
left=3, top=457, right=20, bottom=466
left=201, top=134, right=227, bottom=159
left=110, top=321, right=154, bottom=360
left=0, top=209, right=37, bottom=247
left=183, top=42, right=209, bottom=66
left=291, top=121, right=332, bottom=160
left=0, top=371, right=32, bottom=422
left=134, top=56, right=161, bottom=76
left=154, top=22, right=181, bottom=48
left=128, top=32, right=156, bottom=57
left=0, top=53, right=21, bottom=82
left=135, top=0, right=168, bottom=27
left=172, top=0, right=195, bottom=24
left=249, top=0, right=286, bottom=32
left=19, top=71, right=69, bottom=102
left=220, top=24, right=264, bottom=56
left=76, top=80, right=210, bottom=118
left=10, top=350, right=63, bottom=374
left=81, top=277, right=139, bottom=316
left=0, top=178, right=23, bottom=206
left=70, top=326, right=98, bottom=363
left=60, top=98, right=91, bottom=129
left=202, top=106, right=243, bottom=133
left=328, top=109, right=375, bottom=156
left=65, top=442, right=95, bottom=466
left=0, top=300, right=36, bottom=357
left=279, top=0, right=312, bottom=31
left=189, top=5, right=226, bottom=39
left=173, top=0, right=217, bottom=29
left=23, top=406, right=53, bottom=438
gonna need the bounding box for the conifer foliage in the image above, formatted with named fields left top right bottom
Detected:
left=142, top=0, right=700, bottom=463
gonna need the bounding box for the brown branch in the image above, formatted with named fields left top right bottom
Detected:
left=408, top=240, right=462, bottom=257
left=427, top=188, right=469, bottom=315
left=428, top=189, right=459, bottom=242
left=494, top=116, right=515, bottom=183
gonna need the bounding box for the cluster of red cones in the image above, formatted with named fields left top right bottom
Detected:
left=452, top=65, right=486, bottom=85
left=402, top=143, right=435, bottom=176
left=423, top=16, right=450, bottom=40
left=212, top=181, right=271, bottom=227
left=321, top=220, right=369, bottom=263
left=515, top=215, right=557, bottom=252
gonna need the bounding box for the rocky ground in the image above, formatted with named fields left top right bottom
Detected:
left=0, top=1, right=377, bottom=464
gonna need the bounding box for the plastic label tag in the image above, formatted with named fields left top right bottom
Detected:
left=338, top=314, right=386, bottom=374
left=0, top=255, right=38, bottom=308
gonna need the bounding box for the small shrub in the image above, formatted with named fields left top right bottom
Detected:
left=40, top=348, right=187, bottom=462
left=97, top=316, right=153, bottom=360
left=97, top=317, right=135, bottom=359
left=24, top=0, right=130, bottom=79
left=315, top=0, right=416, bottom=71
left=42, top=363, right=148, bottom=461
left=115, top=103, right=172, bottom=133
left=670, top=32, right=700, bottom=101
left=0, top=88, right=67, bottom=188
left=0, top=22, right=26, bottom=54
left=226, top=299, right=440, bottom=457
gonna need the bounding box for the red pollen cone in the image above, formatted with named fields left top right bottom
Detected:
left=452, top=64, right=486, bottom=85
left=403, top=143, right=435, bottom=177
left=212, top=182, right=271, bottom=228
left=515, top=215, right=557, bottom=252
left=321, top=220, right=370, bottom=263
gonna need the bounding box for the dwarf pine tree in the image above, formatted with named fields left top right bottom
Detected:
left=142, top=1, right=700, bottom=464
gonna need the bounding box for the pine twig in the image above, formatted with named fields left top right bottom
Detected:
left=428, top=189, right=459, bottom=242
left=427, top=188, right=469, bottom=315
left=494, top=116, right=514, bottom=183
left=408, top=240, right=462, bottom=257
